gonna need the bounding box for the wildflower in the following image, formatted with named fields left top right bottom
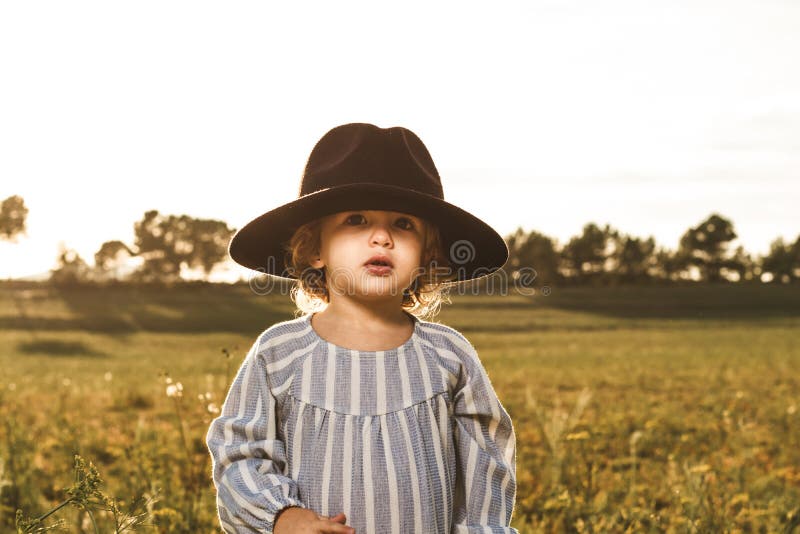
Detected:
left=565, top=431, right=590, bottom=441
left=788, top=404, right=797, bottom=415
left=689, top=463, right=711, bottom=474
left=7, top=383, right=15, bottom=391
left=62, top=378, right=71, bottom=387
left=730, top=493, right=749, bottom=507
left=104, top=372, right=113, bottom=382
left=207, top=403, right=220, bottom=414
left=166, top=382, right=183, bottom=398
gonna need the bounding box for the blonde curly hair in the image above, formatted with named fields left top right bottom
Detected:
left=283, top=215, right=456, bottom=321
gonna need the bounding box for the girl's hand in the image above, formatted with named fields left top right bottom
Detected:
left=274, top=507, right=355, bottom=534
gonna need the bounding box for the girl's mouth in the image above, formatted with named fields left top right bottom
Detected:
left=364, top=254, right=394, bottom=276
left=364, top=264, right=393, bottom=276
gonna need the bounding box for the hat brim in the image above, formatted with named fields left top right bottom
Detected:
left=229, top=183, right=509, bottom=284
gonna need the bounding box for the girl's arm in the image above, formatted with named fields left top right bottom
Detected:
left=206, top=338, right=307, bottom=533
left=451, top=339, right=519, bottom=534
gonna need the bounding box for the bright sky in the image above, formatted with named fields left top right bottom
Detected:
left=1, top=1, right=798, bottom=281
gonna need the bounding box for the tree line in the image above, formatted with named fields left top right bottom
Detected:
left=505, top=213, right=799, bottom=287
left=1, top=195, right=798, bottom=286
left=50, top=209, right=236, bottom=285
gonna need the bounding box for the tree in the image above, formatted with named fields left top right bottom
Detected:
left=676, top=213, right=738, bottom=282
left=560, top=223, right=619, bottom=285
left=505, top=227, right=560, bottom=288
left=0, top=195, right=28, bottom=242
left=93, top=240, right=135, bottom=282
left=614, top=234, right=657, bottom=284
left=652, top=246, right=682, bottom=281
left=725, top=245, right=757, bottom=282
left=131, top=210, right=235, bottom=283
left=760, top=236, right=800, bottom=283
left=50, top=245, right=91, bottom=285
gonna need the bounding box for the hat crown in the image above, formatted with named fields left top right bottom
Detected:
left=299, top=123, right=444, bottom=199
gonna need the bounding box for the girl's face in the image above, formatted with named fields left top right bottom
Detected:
left=311, top=210, right=426, bottom=301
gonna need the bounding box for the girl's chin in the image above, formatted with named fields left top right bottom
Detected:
left=329, top=283, right=408, bottom=299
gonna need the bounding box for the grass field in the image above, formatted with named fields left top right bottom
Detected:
left=1, top=282, right=799, bottom=533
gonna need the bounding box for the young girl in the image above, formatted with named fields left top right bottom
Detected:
left=207, top=123, right=518, bottom=533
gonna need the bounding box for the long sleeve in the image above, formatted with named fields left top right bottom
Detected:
left=206, top=338, right=307, bottom=533
left=451, top=340, right=518, bottom=534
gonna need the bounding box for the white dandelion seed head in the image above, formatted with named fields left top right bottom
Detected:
left=166, top=382, right=183, bottom=398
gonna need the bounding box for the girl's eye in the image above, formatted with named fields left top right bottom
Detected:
left=344, top=214, right=366, bottom=225
left=396, top=218, right=415, bottom=230
left=342, top=213, right=415, bottom=230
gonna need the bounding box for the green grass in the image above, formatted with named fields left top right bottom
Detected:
left=1, top=282, right=799, bottom=533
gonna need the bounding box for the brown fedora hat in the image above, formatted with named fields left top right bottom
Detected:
left=229, top=123, right=509, bottom=283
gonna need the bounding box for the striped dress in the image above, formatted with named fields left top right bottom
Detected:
left=206, top=312, right=518, bottom=533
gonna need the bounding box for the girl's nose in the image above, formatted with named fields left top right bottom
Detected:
left=370, top=225, right=393, bottom=247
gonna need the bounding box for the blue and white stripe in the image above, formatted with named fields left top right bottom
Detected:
left=206, top=312, right=518, bottom=533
